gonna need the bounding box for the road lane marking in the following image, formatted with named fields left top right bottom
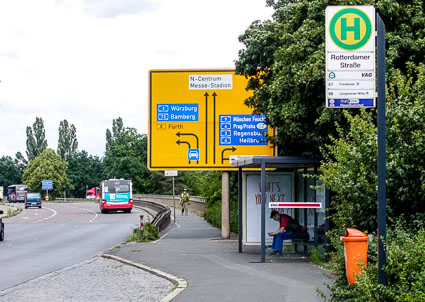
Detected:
left=87, top=208, right=98, bottom=223
left=43, top=206, right=58, bottom=220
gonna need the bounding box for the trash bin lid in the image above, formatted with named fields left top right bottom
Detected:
left=341, top=228, right=368, bottom=242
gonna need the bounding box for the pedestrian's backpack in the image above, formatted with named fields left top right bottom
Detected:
left=182, top=193, right=189, bottom=202
left=281, top=214, right=303, bottom=233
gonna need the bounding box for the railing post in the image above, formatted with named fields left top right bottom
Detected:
left=140, top=214, right=144, bottom=240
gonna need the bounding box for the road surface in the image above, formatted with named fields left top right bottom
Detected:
left=0, top=202, right=142, bottom=291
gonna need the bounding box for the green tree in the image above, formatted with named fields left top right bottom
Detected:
left=181, top=171, right=240, bottom=233
left=67, top=151, right=103, bottom=198
left=22, top=148, right=72, bottom=199
left=235, top=0, right=425, bottom=156
left=0, top=156, right=22, bottom=188
left=104, top=117, right=155, bottom=193
left=321, top=68, right=425, bottom=234
left=26, top=117, right=48, bottom=160
left=14, top=152, right=28, bottom=176
left=57, top=120, right=78, bottom=161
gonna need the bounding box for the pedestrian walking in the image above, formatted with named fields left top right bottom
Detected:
left=179, top=189, right=190, bottom=216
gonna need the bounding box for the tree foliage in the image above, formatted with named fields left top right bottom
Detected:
left=182, top=171, right=239, bottom=233
left=320, top=47, right=425, bottom=234
left=235, top=0, right=425, bottom=156
left=67, top=151, right=103, bottom=198
left=26, top=117, right=48, bottom=161
left=57, top=119, right=78, bottom=161
left=22, top=149, right=72, bottom=199
left=236, top=0, right=425, bottom=298
left=0, top=156, right=22, bottom=188
left=104, top=117, right=164, bottom=193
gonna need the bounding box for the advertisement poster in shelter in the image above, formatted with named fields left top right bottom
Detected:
left=246, top=173, right=293, bottom=243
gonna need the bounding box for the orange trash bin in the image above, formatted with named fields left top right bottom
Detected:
left=341, top=228, right=368, bottom=284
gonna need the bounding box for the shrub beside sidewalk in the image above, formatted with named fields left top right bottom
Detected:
left=126, top=222, right=159, bottom=243
left=322, top=220, right=425, bottom=302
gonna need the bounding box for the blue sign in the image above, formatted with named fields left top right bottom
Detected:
left=42, top=180, right=53, bottom=190
left=157, top=104, right=198, bottom=121
left=327, top=99, right=374, bottom=108
left=188, top=149, right=200, bottom=161
left=105, top=192, right=131, bottom=202
left=219, top=115, right=268, bottom=145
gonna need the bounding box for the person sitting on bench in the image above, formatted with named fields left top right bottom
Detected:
left=268, top=210, right=310, bottom=255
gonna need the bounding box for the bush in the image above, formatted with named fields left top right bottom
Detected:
left=142, top=222, right=160, bottom=242
left=126, top=222, right=159, bottom=243
left=200, top=171, right=239, bottom=234
left=323, top=222, right=425, bottom=301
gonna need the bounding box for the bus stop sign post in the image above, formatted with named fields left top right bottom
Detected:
left=326, top=6, right=386, bottom=285
left=377, top=12, right=387, bottom=286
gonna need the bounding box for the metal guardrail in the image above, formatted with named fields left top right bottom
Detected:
left=133, top=198, right=171, bottom=232
left=135, top=194, right=206, bottom=203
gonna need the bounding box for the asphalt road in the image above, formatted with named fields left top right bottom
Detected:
left=0, top=202, right=143, bottom=292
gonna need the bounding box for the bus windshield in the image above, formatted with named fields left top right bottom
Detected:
left=104, top=180, right=130, bottom=193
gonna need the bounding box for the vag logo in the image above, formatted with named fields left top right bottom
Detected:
left=329, top=7, right=372, bottom=51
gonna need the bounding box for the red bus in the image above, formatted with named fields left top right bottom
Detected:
left=99, top=179, right=133, bottom=213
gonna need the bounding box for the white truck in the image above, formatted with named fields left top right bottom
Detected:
left=0, top=186, right=3, bottom=201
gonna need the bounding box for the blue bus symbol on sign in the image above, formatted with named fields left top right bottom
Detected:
left=188, top=149, right=199, bottom=161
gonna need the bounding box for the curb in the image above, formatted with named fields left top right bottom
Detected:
left=102, top=254, right=187, bottom=302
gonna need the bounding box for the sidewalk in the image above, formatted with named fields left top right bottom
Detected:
left=107, top=211, right=332, bottom=302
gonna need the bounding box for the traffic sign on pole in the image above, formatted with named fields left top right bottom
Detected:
left=326, top=6, right=376, bottom=108
left=148, top=69, right=276, bottom=170
left=42, top=180, right=53, bottom=190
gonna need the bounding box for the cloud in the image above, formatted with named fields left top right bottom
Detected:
left=83, top=0, right=159, bottom=18
left=0, top=50, right=19, bottom=59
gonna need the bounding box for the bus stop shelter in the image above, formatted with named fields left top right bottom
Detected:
left=231, top=156, right=329, bottom=262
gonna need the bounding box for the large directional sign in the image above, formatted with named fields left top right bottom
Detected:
left=149, top=69, right=276, bottom=170
left=326, top=6, right=376, bottom=108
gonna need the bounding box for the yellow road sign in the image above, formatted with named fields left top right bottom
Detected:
left=148, top=69, right=276, bottom=170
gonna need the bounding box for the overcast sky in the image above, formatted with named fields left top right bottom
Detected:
left=0, top=0, right=272, bottom=159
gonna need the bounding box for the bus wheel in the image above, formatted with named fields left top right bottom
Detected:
left=101, top=209, right=108, bottom=214
left=126, top=209, right=132, bottom=213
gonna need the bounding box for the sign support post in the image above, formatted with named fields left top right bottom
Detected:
left=326, top=6, right=387, bottom=285
left=172, top=176, right=176, bottom=223
left=165, top=171, right=178, bottom=223
left=377, top=13, right=387, bottom=286
left=42, top=180, right=53, bottom=201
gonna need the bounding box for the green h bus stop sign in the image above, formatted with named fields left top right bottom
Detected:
left=326, top=6, right=376, bottom=108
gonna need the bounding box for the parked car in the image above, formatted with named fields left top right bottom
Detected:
left=0, top=210, right=4, bottom=241
left=25, top=193, right=42, bottom=209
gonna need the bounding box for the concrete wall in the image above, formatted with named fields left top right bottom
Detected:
left=133, top=194, right=205, bottom=214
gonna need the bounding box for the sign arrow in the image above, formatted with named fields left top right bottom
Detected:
left=204, top=92, right=209, bottom=164
left=176, top=140, right=192, bottom=164
left=212, top=92, right=217, bottom=164
left=221, top=147, right=236, bottom=164
left=176, top=132, right=199, bottom=149
left=176, top=133, right=199, bottom=163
